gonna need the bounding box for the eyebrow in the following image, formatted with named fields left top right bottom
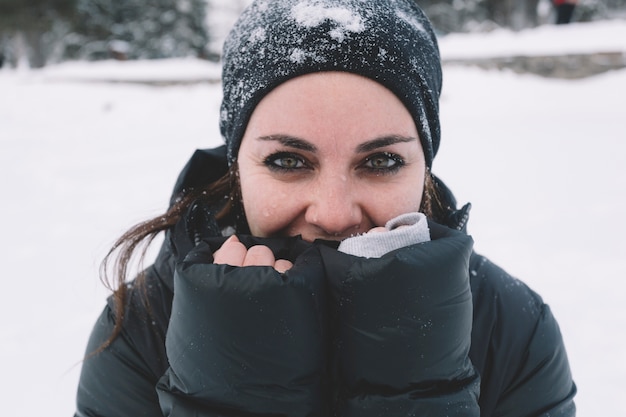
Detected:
left=355, top=135, right=417, bottom=153
left=257, top=135, right=317, bottom=152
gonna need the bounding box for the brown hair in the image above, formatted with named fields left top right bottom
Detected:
left=95, top=166, right=238, bottom=353
left=96, top=167, right=446, bottom=352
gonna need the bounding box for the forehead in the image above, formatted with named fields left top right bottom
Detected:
left=243, top=72, right=418, bottom=145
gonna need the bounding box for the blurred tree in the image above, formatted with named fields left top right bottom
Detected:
left=206, top=0, right=249, bottom=57
left=484, top=0, right=540, bottom=29
left=0, top=0, right=76, bottom=67
left=62, top=0, right=211, bottom=61
left=417, top=0, right=626, bottom=33
left=418, top=0, right=541, bottom=33
left=0, top=0, right=75, bottom=27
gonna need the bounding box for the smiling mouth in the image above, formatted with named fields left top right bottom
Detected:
left=278, top=223, right=369, bottom=243
left=296, top=231, right=367, bottom=243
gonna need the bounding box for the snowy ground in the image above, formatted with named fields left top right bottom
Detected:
left=1, top=21, right=625, bottom=416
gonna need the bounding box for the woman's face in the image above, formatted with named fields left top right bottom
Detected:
left=237, top=72, right=426, bottom=242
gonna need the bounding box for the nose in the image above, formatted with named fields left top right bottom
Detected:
left=304, top=174, right=363, bottom=238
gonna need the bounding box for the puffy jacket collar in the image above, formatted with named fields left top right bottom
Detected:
left=169, top=146, right=229, bottom=207
left=431, top=174, right=472, bottom=233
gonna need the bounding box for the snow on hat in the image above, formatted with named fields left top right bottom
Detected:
left=219, top=0, right=442, bottom=168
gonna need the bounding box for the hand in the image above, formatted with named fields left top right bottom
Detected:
left=213, top=235, right=294, bottom=273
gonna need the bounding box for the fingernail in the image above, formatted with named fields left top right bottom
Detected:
left=225, top=234, right=239, bottom=242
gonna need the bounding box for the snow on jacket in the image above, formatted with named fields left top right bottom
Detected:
left=74, top=146, right=576, bottom=417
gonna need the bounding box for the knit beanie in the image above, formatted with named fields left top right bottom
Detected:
left=219, top=0, right=442, bottom=168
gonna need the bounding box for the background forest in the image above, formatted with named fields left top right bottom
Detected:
left=1, top=0, right=626, bottom=68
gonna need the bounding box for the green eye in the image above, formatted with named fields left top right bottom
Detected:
left=274, top=155, right=303, bottom=169
left=365, top=153, right=402, bottom=169
left=264, top=152, right=307, bottom=171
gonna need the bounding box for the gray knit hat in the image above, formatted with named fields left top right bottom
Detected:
left=219, top=0, right=442, bottom=168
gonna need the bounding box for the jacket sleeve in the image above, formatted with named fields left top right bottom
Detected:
left=496, top=304, right=576, bottom=416
left=470, top=255, right=576, bottom=417
left=155, top=241, right=330, bottom=417
left=75, top=306, right=165, bottom=417
left=322, top=221, right=480, bottom=416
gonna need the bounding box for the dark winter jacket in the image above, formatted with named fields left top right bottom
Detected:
left=75, top=147, right=576, bottom=417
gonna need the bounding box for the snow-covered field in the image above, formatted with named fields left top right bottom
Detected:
left=1, top=21, right=625, bottom=416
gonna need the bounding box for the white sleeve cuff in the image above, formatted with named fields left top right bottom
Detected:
left=337, top=212, right=430, bottom=258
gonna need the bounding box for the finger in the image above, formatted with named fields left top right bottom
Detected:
left=213, top=235, right=247, bottom=266
left=274, top=259, right=294, bottom=274
left=243, top=245, right=276, bottom=267
left=367, top=226, right=387, bottom=234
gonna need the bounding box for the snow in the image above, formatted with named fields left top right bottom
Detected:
left=34, top=57, right=221, bottom=83
left=439, top=19, right=626, bottom=59
left=396, top=9, right=426, bottom=34
left=1, top=21, right=625, bottom=416
left=290, top=1, right=366, bottom=42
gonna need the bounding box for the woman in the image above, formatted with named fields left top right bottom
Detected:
left=553, top=0, right=578, bottom=24
left=75, top=1, right=576, bottom=416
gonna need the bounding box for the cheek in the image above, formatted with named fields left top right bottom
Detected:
left=239, top=175, right=301, bottom=237
left=363, top=166, right=425, bottom=215
left=366, top=187, right=423, bottom=223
